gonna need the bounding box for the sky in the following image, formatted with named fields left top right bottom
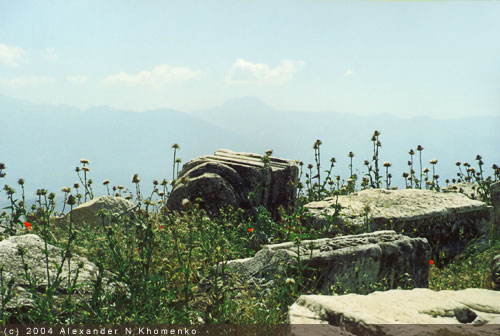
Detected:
left=0, top=0, right=499, bottom=118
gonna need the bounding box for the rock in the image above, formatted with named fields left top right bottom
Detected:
left=167, top=149, right=298, bottom=216
left=442, top=182, right=481, bottom=200
left=305, top=189, right=492, bottom=262
left=0, top=234, right=126, bottom=321
left=493, top=255, right=500, bottom=291
left=491, top=181, right=500, bottom=236
left=57, top=196, right=134, bottom=227
left=223, top=230, right=430, bottom=294
left=288, top=288, right=500, bottom=335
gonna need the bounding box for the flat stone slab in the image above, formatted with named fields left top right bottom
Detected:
left=289, top=288, right=500, bottom=335
left=305, top=189, right=492, bottom=261
left=224, top=230, right=430, bottom=294
left=167, top=149, right=298, bottom=216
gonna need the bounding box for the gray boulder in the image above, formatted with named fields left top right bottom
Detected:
left=0, top=234, right=126, bottom=320
left=442, top=182, right=480, bottom=200
left=288, top=288, right=500, bottom=335
left=223, top=230, right=430, bottom=294
left=493, top=255, right=500, bottom=291
left=305, top=189, right=492, bottom=262
left=57, top=195, right=134, bottom=227
left=167, top=149, right=298, bottom=216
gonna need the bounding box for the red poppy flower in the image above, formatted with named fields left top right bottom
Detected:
left=286, top=225, right=290, bottom=229
left=24, top=221, right=32, bottom=230
left=248, top=228, right=253, bottom=233
left=429, top=259, right=434, bottom=265
left=135, top=248, right=140, bottom=253
left=158, top=225, right=164, bottom=229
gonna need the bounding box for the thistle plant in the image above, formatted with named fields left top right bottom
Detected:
left=172, top=143, right=180, bottom=181
left=417, top=145, right=424, bottom=188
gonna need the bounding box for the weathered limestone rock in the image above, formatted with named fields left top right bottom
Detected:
left=58, top=196, right=134, bottom=227
left=288, top=288, right=500, bottom=335
left=167, top=149, right=299, bottom=216
left=493, top=255, right=500, bottom=291
left=0, top=234, right=126, bottom=320
left=442, top=182, right=481, bottom=200
left=224, top=230, right=430, bottom=294
left=305, top=189, right=492, bottom=261
left=491, top=181, right=500, bottom=236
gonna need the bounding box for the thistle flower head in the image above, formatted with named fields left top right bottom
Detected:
left=429, top=159, right=438, bottom=165
left=265, top=149, right=273, bottom=156
left=80, top=159, right=89, bottom=164
left=348, top=151, right=355, bottom=158
left=475, top=154, right=482, bottom=161
left=409, top=149, right=415, bottom=155
left=82, top=166, right=90, bottom=172
left=17, top=178, right=24, bottom=185
left=423, top=168, right=430, bottom=173
left=61, top=186, right=71, bottom=193
left=132, top=173, right=140, bottom=184
left=417, top=145, right=424, bottom=151
left=74, top=183, right=80, bottom=189
left=383, top=162, right=391, bottom=167
left=103, top=180, right=110, bottom=185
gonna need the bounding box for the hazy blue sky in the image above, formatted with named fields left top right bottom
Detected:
left=1, top=0, right=499, bottom=118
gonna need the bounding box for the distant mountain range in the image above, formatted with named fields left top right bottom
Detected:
left=1, top=94, right=499, bottom=203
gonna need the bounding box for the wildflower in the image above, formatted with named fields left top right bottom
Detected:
left=383, top=162, right=392, bottom=167
left=248, top=228, right=253, bottom=233
left=182, top=198, right=191, bottom=209
left=61, top=186, right=71, bottom=193
left=172, top=143, right=180, bottom=149
left=330, top=157, right=336, bottom=163
left=348, top=151, right=355, bottom=158
left=475, top=154, right=482, bottom=161
left=429, top=159, right=438, bottom=165
left=364, top=160, right=370, bottom=166
left=82, top=166, right=89, bottom=172
left=373, top=130, right=380, bottom=137
left=423, top=168, right=430, bottom=173
left=102, top=180, right=110, bottom=185
left=24, top=221, right=32, bottom=230
left=409, top=149, right=415, bottom=155
left=402, top=172, right=409, bottom=178
left=307, top=164, right=313, bottom=169
left=80, top=159, right=89, bottom=164
left=0, top=163, right=5, bottom=170
left=132, top=173, right=140, bottom=184
left=153, top=179, right=159, bottom=186
left=429, top=259, right=434, bottom=265
left=158, top=225, right=165, bottom=229
left=285, top=278, right=295, bottom=285
left=158, top=191, right=165, bottom=196
left=17, top=178, right=24, bottom=185
left=286, top=225, right=290, bottom=229
left=74, top=183, right=80, bottom=189
left=117, top=185, right=124, bottom=190
left=265, top=149, right=273, bottom=156
left=67, top=194, right=76, bottom=205
left=416, top=145, right=424, bottom=151
left=455, top=161, right=461, bottom=166
left=125, top=195, right=133, bottom=200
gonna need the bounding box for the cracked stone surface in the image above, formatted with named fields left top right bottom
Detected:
left=288, top=288, right=500, bottom=335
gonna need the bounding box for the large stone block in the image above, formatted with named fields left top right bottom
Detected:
left=305, top=189, right=492, bottom=262
left=167, top=149, right=299, bottom=216
left=223, top=230, right=430, bottom=294
left=0, top=234, right=126, bottom=321
left=56, top=195, right=134, bottom=227
left=288, top=288, right=500, bottom=335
